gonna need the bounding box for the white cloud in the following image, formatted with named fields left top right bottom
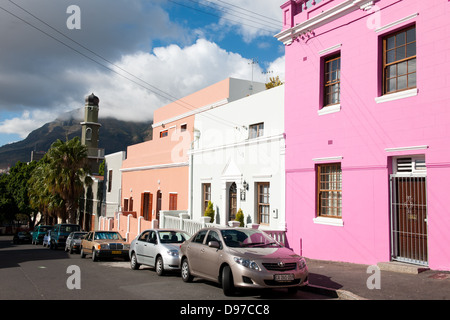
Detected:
left=0, top=110, right=57, bottom=138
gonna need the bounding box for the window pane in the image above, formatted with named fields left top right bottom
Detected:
left=406, top=43, right=416, bottom=57
left=396, top=32, right=406, bottom=46
left=387, top=78, right=396, bottom=92
left=386, top=65, right=397, bottom=78
left=407, top=27, right=416, bottom=43
left=408, top=73, right=416, bottom=87
left=408, top=58, right=416, bottom=72
left=387, top=36, right=395, bottom=50
left=398, top=61, right=407, bottom=75
left=397, top=75, right=407, bottom=90
left=386, top=50, right=395, bottom=63
left=396, top=46, right=406, bottom=60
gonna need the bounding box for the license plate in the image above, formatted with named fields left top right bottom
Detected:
left=274, top=274, right=294, bottom=282
left=111, top=251, right=122, bottom=254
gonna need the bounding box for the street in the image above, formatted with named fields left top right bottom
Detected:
left=0, top=235, right=331, bottom=301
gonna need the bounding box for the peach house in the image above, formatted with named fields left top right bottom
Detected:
left=276, top=0, right=450, bottom=270
left=119, top=78, right=263, bottom=229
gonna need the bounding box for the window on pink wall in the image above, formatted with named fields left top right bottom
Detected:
left=316, top=163, right=342, bottom=218
left=323, top=54, right=341, bottom=107
left=383, top=25, right=416, bottom=94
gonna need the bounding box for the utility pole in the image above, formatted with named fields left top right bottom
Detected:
left=248, top=58, right=258, bottom=94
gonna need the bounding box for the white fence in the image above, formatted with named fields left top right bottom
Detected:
left=159, top=210, right=286, bottom=245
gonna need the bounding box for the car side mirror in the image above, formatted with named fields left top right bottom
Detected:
left=208, top=241, right=221, bottom=249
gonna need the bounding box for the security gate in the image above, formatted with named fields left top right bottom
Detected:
left=390, top=174, right=428, bottom=266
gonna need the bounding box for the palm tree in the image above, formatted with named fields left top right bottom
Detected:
left=45, top=137, right=92, bottom=224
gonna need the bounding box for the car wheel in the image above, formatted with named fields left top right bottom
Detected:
left=69, top=246, right=74, bottom=254
left=181, top=258, right=193, bottom=282
left=222, top=265, right=235, bottom=296
left=80, top=248, right=86, bottom=258
left=130, top=252, right=140, bottom=270
left=156, top=256, right=164, bottom=276
left=92, top=249, right=98, bottom=262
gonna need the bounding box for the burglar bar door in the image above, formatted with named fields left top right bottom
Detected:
left=390, top=174, right=428, bottom=266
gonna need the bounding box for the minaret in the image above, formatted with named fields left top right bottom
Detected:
left=81, top=93, right=103, bottom=174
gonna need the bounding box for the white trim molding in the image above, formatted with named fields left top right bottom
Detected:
left=319, top=44, right=342, bottom=55
left=152, top=98, right=229, bottom=128
left=120, top=161, right=189, bottom=173
left=313, top=216, right=344, bottom=227
left=275, top=0, right=376, bottom=45
left=385, top=145, right=428, bottom=153
left=375, top=13, right=419, bottom=33
left=375, top=88, right=418, bottom=104
left=313, top=156, right=343, bottom=162
left=318, top=104, right=341, bottom=116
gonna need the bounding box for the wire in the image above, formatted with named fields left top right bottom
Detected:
left=214, top=0, right=282, bottom=25
left=167, top=0, right=279, bottom=34
left=1, top=1, right=253, bottom=130
left=187, top=0, right=282, bottom=30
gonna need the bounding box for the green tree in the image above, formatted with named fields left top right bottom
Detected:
left=45, top=137, right=92, bottom=224
left=7, top=161, right=39, bottom=228
left=204, top=200, right=215, bottom=223
left=0, top=173, right=17, bottom=225
left=265, top=76, right=284, bottom=89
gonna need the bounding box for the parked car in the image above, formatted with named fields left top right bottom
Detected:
left=50, top=224, right=81, bottom=249
left=31, top=225, right=53, bottom=245
left=13, top=231, right=32, bottom=244
left=80, top=231, right=130, bottom=261
left=180, top=227, right=309, bottom=296
left=43, top=230, right=52, bottom=247
left=130, top=229, right=191, bottom=275
left=65, top=231, right=87, bottom=254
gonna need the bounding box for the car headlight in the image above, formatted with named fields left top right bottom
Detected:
left=298, top=257, right=307, bottom=270
left=234, top=257, right=261, bottom=271
left=97, top=244, right=109, bottom=250
left=167, top=249, right=179, bottom=257
left=123, top=244, right=130, bottom=250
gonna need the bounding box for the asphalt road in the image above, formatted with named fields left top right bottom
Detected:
left=0, top=235, right=331, bottom=302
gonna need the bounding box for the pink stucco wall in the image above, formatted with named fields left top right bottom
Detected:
left=282, top=0, right=450, bottom=270
left=121, top=78, right=235, bottom=218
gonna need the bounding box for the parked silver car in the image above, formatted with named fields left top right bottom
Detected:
left=129, top=229, right=191, bottom=276
left=65, top=231, right=87, bottom=254
left=180, top=227, right=309, bottom=296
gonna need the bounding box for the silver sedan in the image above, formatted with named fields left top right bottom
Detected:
left=129, top=229, right=191, bottom=276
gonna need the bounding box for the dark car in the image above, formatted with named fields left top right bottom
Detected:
left=13, top=231, right=32, bottom=244
left=31, top=225, right=53, bottom=245
left=50, top=224, right=81, bottom=249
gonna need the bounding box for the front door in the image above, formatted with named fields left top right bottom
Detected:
left=390, top=174, right=428, bottom=266
left=229, top=183, right=237, bottom=221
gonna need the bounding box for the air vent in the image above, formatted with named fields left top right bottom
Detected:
left=396, top=158, right=413, bottom=172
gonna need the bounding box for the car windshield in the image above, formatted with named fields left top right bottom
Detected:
left=220, top=229, right=280, bottom=248
left=39, top=227, right=52, bottom=232
left=61, top=225, right=80, bottom=232
left=158, top=231, right=190, bottom=244
left=94, top=232, right=123, bottom=240
left=73, top=233, right=87, bottom=239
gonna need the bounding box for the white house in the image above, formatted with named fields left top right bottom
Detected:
left=190, top=85, right=285, bottom=231
left=102, top=151, right=126, bottom=218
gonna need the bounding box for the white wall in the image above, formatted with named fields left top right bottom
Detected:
left=191, top=85, right=285, bottom=230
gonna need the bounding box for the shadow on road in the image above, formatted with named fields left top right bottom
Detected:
left=0, top=235, right=69, bottom=269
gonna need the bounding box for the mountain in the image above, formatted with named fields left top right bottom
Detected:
left=0, top=111, right=152, bottom=170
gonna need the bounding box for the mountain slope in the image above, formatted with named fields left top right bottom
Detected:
left=0, top=115, right=152, bottom=169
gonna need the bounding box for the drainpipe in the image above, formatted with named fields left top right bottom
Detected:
left=188, top=129, right=201, bottom=218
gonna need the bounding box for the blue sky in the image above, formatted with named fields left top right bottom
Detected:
left=0, top=0, right=286, bottom=147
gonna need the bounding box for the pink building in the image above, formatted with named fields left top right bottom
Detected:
left=120, top=78, right=259, bottom=223
left=276, top=0, right=450, bottom=270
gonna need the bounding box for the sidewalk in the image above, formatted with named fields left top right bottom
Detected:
left=302, top=258, right=450, bottom=300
